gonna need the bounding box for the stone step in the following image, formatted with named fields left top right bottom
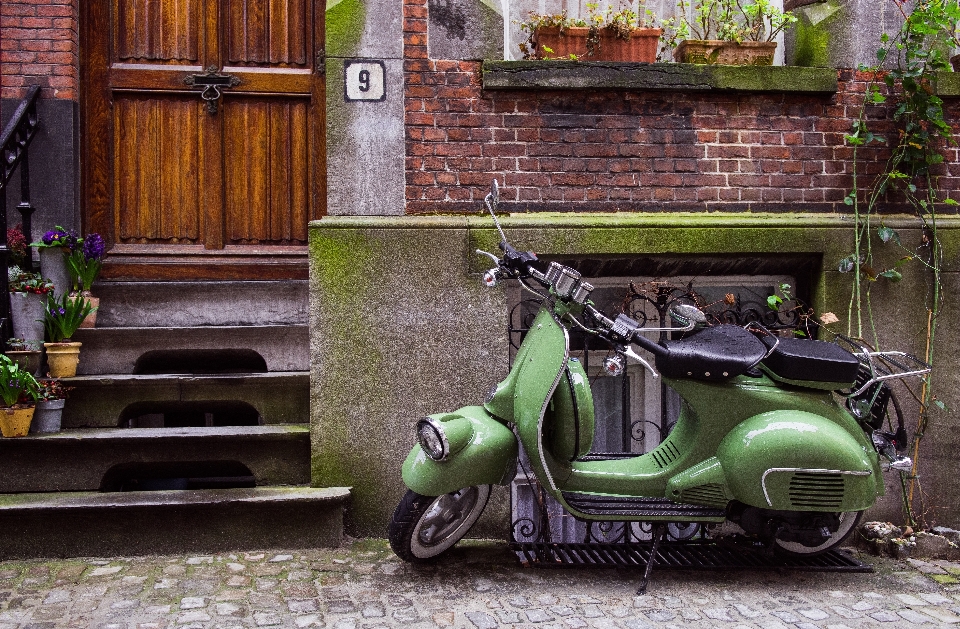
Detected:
left=71, top=325, right=308, bottom=375
left=0, top=425, right=311, bottom=492
left=90, top=280, right=308, bottom=328
left=0, top=486, right=350, bottom=559
left=61, top=372, right=308, bottom=428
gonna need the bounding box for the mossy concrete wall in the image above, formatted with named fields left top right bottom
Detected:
left=310, top=214, right=960, bottom=536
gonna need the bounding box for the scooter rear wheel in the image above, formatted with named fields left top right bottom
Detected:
left=388, top=485, right=491, bottom=563
left=773, top=510, right=863, bottom=557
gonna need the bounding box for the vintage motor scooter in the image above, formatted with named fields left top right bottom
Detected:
left=389, top=180, right=930, bottom=565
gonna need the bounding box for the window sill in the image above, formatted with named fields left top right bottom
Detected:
left=482, top=61, right=839, bottom=93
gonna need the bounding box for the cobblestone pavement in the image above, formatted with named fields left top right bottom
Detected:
left=1, top=539, right=959, bottom=628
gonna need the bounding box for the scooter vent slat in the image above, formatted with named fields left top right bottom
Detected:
left=509, top=541, right=872, bottom=573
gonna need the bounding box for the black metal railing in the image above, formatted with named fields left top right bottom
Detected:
left=0, top=84, right=42, bottom=345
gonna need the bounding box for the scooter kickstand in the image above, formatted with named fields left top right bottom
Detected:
left=637, top=523, right=667, bottom=595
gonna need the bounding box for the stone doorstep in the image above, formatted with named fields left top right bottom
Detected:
left=0, top=486, right=351, bottom=559
left=0, top=425, right=312, bottom=492
left=72, top=325, right=309, bottom=374
left=61, top=371, right=309, bottom=428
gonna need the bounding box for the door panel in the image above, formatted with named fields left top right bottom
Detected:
left=116, top=0, right=203, bottom=63
left=83, top=0, right=324, bottom=280
left=115, top=96, right=203, bottom=242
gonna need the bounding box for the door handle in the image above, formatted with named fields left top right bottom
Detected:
left=183, top=67, right=241, bottom=115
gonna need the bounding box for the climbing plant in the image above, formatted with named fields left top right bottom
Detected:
left=840, top=0, right=959, bottom=527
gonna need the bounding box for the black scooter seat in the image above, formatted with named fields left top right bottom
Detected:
left=759, top=335, right=860, bottom=385
left=655, top=325, right=767, bottom=382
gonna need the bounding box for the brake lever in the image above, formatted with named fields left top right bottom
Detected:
left=622, top=345, right=658, bottom=379
left=476, top=249, right=499, bottom=265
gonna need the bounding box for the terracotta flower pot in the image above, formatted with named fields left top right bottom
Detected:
left=44, top=342, right=82, bottom=378
left=674, top=40, right=777, bottom=66
left=0, top=406, right=35, bottom=437
left=31, top=398, right=65, bottom=434
left=534, top=27, right=663, bottom=62
left=76, top=293, right=99, bottom=329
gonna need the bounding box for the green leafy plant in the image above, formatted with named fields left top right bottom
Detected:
left=42, top=293, right=96, bottom=343
left=8, top=271, right=54, bottom=295
left=660, top=0, right=796, bottom=52
left=5, top=338, right=43, bottom=352
left=0, top=354, right=40, bottom=408
left=840, top=0, right=958, bottom=528
left=37, top=379, right=72, bottom=402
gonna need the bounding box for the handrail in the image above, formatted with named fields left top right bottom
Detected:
left=1, top=84, right=41, bottom=192
left=0, top=84, right=43, bottom=348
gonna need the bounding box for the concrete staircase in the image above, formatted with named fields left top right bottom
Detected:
left=0, top=280, right=349, bottom=559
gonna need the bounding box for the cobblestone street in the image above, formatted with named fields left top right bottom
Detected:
left=0, top=539, right=958, bottom=628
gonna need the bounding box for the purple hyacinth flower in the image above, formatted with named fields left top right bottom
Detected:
left=82, top=233, right=105, bottom=261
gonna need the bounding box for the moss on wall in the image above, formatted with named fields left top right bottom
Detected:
left=326, top=0, right=366, bottom=58
left=790, top=0, right=842, bottom=68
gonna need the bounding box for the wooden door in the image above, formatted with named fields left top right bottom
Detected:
left=82, top=0, right=325, bottom=280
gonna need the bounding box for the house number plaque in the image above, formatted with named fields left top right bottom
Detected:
left=344, top=60, right=386, bottom=102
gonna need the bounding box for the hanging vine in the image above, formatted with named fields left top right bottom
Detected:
left=841, top=0, right=959, bottom=527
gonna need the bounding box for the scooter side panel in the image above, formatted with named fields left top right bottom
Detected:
left=717, top=410, right=878, bottom=511
left=401, top=407, right=519, bottom=497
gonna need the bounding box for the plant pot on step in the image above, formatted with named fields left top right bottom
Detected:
left=39, top=247, right=71, bottom=298
left=9, top=291, right=46, bottom=343
left=0, top=406, right=35, bottom=437
left=44, top=342, right=82, bottom=378
left=74, top=292, right=99, bottom=329
left=30, top=398, right=65, bottom=434
left=674, top=40, right=777, bottom=66
left=6, top=350, right=42, bottom=377
left=534, top=26, right=662, bottom=62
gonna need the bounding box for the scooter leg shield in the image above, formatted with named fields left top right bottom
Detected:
left=401, top=408, right=518, bottom=498
left=717, top=410, right=880, bottom=512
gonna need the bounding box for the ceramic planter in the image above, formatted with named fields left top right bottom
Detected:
left=0, top=406, right=35, bottom=437
left=39, top=246, right=71, bottom=298
left=674, top=40, right=777, bottom=66
left=6, top=350, right=42, bottom=377
left=30, top=398, right=65, bottom=433
left=9, top=291, right=46, bottom=342
left=44, top=342, right=82, bottom=378
left=534, top=27, right=662, bottom=62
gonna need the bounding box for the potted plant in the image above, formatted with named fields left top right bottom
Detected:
left=663, top=0, right=797, bottom=65
left=0, top=354, right=41, bottom=437
left=29, top=226, right=79, bottom=298
left=66, top=232, right=106, bottom=328
left=6, top=224, right=29, bottom=270
left=5, top=338, right=44, bottom=377
left=519, top=2, right=663, bottom=63
left=8, top=267, right=55, bottom=344
left=42, top=292, right=96, bottom=378
left=30, top=378, right=72, bottom=434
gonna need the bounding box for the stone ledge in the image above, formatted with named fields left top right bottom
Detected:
left=482, top=61, right=839, bottom=93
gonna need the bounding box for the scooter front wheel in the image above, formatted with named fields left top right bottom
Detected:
left=773, top=510, right=863, bottom=557
left=388, top=485, right=491, bottom=562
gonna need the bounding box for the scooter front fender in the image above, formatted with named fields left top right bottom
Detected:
left=401, top=406, right=518, bottom=497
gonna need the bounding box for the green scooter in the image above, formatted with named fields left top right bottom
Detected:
left=389, top=180, right=930, bottom=563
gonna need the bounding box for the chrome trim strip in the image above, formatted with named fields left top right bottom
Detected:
left=537, top=316, right=570, bottom=494
left=760, top=467, right=872, bottom=507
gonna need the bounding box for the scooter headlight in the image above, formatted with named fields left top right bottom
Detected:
left=417, top=418, right=448, bottom=461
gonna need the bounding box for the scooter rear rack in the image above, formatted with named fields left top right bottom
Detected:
left=510, top=538, right=872, bottom=594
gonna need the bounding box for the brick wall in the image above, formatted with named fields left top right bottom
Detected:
left=0, top=0, right=79, bottom=100
left=402, top=0, right=960, bottom=215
